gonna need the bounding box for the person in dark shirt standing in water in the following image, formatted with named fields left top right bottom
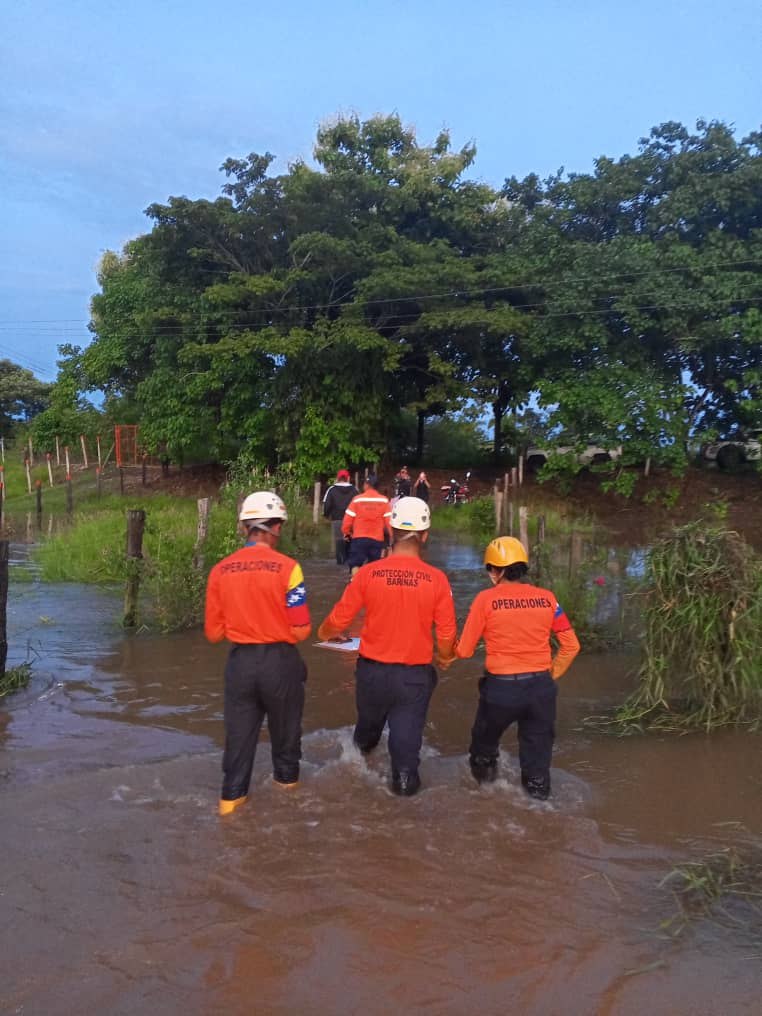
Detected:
left=447, top=536, right=580, bottom=800
left=319, top=497, right=456, bottom=796
left=322, top=468, right=358, bottom=565
left=205, top=491, right=311, bottom=816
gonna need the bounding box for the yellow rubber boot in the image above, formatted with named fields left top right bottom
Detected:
left=218, top=795, right=248, bottom=816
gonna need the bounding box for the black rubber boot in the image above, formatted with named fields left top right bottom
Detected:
left=354, top=734, right=381, bottom=756
left=521, top=772, right=551, bottom=800
left=391, top=769, right=421, bottom=796
left=469, top=754, right=498, bottom=784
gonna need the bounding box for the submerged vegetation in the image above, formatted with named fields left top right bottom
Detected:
left=612, top=522, right=762, bottom=731
left=0, top=662, right=32, bottom=698
left=659, top=848, right=762, bottom=942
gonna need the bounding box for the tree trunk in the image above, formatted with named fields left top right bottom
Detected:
left=416, top=411, right=425, bottom=463
left=493, top=402, right=503, bottom=462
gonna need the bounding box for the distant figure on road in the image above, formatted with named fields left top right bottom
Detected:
left=323, top=469, right=358, bottom=565
left=414, top=471, right=430, bottom=503
left=394, top=465, right=412, bottom=498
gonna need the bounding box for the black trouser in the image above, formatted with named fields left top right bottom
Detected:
left=354, top=656, right=437, bottom=776
left=222, top=642, right=306, bottom=799
left=469, top=671, right=557, bottom=782
left=331, top=520, right=347, bottom=565
left=346, top=537, right=385, bottom=570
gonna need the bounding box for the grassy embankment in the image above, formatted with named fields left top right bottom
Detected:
left=28, top=465, right=325, bottom=631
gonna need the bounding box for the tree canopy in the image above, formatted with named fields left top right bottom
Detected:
left=0, top=360, right=51, bottom=436
left=41, top=113, right=762, bottom=478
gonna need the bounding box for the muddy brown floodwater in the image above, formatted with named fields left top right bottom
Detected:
left=1, top=538, right=760, bottom=1015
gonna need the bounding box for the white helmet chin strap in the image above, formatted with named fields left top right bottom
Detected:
left=247, top=519, right=276, bottom=532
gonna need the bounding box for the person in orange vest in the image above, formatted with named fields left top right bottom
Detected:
left=204, top=491, right=311, bottom=816
left=449, top=536, right=580, bottom=800
left=319, top=496, right=456, bottom=796
left=342, top=473, right=392, bottom=576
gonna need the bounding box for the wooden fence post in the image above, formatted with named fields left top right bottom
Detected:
left=0, top=540, right=8, bottom=677
left=46, top=452, right=53, bottom=487
left=193, top=497, right=210, bottom=571
left=518, top=453, right=524, bottom=486
left=569, top=530, right=584, bottom=578
left=494, top=486, right=503, bottom=534
left=28, top=436, right=34, bottom=466
left=535, top=514, right=546, bottom=581
left=519, top=506, right=529, bottom=552
left=313, top=480, right=321, bottom=526
left=123, top=509, right=146, bottom=628
left=80, top=434, right=88, bottom=468
left=0, top=436, right=4, bottom=463
left=24, top=456, right=32, bottom=494
left=64, top=445, right=71, bottom=481
left=55, top=435, right=60, bottom=466
left=96, top=434, right=102, bottom=470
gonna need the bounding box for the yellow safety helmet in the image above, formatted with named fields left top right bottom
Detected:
left=483, top=536, right=528, bottom=569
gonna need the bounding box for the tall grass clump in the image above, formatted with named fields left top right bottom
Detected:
left=659, top=848, right=762, bottom=940
left=0, top=662, right=32, bottom=698
left=214, top=457, right=322, bottom=557
left=431, top=496, right=502, bottom=540
left=614, top=521, right=762, bottom=731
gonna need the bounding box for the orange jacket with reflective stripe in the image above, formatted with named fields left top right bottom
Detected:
left=204, top=543, right=310, bottom=645
left=322, top=554, right=456, bottom=665
left=341, top=487, right=392, bottom=542
left=456, top=581, right=580, bottom=678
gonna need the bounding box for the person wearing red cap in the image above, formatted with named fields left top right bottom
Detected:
left=323, top=469, right=358, bottom=565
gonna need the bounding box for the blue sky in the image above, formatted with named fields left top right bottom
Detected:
left=2, top=0, right=761, bottom=379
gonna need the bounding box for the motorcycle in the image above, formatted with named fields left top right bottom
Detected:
left=440, top=472, right=472, bottom=505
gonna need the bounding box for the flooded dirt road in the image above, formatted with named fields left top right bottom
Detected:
left=1, top=541, right=760, bottom=1015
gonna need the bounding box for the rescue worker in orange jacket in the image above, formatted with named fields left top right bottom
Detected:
left=450, top=536, right=580, bottom=800
left=341, top=473, right=392, bottom=576
left=204, top=491, right=311, bottom=816
left=319, top=497, right=456, bottom=796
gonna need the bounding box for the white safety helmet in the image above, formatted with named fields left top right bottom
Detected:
left=390, top=496, right=431, bottom=532
left=239, top=491, right=288, bottom=528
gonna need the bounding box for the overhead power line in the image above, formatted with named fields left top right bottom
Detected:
left=0, top=255, right=761, bottom=330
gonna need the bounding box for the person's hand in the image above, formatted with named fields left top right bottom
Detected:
left=435, top=651, right=456, bottom=670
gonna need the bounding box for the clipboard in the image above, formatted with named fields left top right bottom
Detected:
left=314, top=636, right=361, bottom=653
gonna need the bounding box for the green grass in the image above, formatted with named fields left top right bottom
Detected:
left=0, top=662, right=32, bottom=698
left=31, top=463, right=329, bottom=631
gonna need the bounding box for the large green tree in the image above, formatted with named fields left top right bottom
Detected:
left=0, top=360, right=51, bottom=436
